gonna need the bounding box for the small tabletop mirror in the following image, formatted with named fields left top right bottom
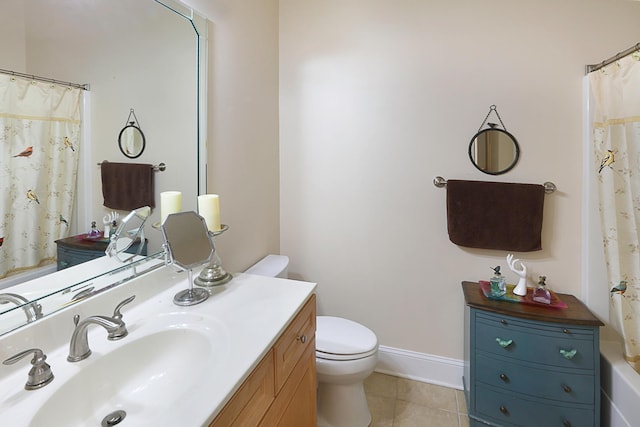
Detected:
left=161, top=211, right=215, bottom=306
left=469, top=105, right=520, bottom=175
left=118, top=109, right=146, bottom=159
left=106, top=206, right=150, bottom=263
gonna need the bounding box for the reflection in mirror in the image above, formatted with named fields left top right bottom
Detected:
left=468, top=128, right=520, bottom=175
left=0, top=293, right=42, bottom=323
left=161, top=211, right=215, bottom=306
left=106, top=206, right=151, bottom=263
left=118, top=108, right=145, bottom=158
left=0, top=0, right=207, bottom=336
left=0, top=253, right=165, bottom=336
left=119, top=125, right=146, bottom=159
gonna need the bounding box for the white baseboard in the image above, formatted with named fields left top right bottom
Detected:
left=375, top=345, right=464, bottom=390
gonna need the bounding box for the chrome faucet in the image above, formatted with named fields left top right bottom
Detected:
left=3, top=348, right=54, bottom=390
left=67, top=295, right=135, bottom=362
left=0, top=293, right=43, bottom=323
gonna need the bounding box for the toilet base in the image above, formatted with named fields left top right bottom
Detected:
left=317, top=381, right=371, bottom=427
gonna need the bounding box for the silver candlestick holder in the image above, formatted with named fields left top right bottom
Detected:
left=195, top=224, right=233, bottom=287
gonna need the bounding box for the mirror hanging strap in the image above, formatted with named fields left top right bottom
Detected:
left=477, top=104, right=507, bottom=132
left=124, top=108, right=141, bottom=128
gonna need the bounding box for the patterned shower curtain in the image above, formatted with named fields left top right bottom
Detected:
left=0, top=74, right=82, bottom=279
left=589, top=53, right=640, bottom=373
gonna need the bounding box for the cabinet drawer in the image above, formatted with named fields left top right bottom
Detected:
left=273, top=294, right=316, bottom=392
left=475, top=313, right=595, bottom=370
left=476, top=384, right=595, bottom=427
left=476, top=353, right=595, bottom=404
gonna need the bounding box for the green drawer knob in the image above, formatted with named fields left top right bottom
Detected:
left=495, top=338, right=513, bottom=348
left=559, top=349, right=577, bottom=359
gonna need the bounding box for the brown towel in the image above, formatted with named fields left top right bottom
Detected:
left=446, top=180, right=545, bottom=252
left=101, top=162, right=155, bottom=210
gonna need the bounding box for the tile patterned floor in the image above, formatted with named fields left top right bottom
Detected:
left=364, top=372, right=469, bottom=427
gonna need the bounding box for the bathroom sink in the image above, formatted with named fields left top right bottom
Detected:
left=0, top=268, right=316, bottom=427
left=30, top=324, right=219, bottom=427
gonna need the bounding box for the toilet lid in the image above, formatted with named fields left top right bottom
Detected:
left=316, top=316, right=378, bottom=361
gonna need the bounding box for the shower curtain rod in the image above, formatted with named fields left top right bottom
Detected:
left=0, top=68, right=89, bottom=91
left=585, top=42, right=640, bottom=75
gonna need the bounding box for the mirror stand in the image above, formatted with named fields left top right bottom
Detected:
left=160, top=211, right=216, bottom=307
left=195, top=225, right=233, bottom=287
left=173, top=268, right=209, bottom=306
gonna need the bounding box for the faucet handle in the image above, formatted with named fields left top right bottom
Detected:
left=3, top=348, right=54, bottom=390
left=113, top=295, right=136, bottom=321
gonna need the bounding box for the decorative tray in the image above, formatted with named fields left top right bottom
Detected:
left=478, top=280, right=567, bottom=309
left=81, top=233, right=108, bottom=242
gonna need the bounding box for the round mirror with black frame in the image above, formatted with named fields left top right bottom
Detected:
left=118, top=123, right=145, bottom=158
left=469, top=105, right=520, bottom=175
left=468, top=128, right=520, bottom=175
left=118, top=108, right=146, bottom=159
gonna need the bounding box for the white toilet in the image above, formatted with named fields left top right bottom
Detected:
left=245, top=255, right=379, bottom=427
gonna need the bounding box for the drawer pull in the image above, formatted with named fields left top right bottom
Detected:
left=562, top=420, right=571, bottom=427
left=559, top=349, right=577, bottom=359
left=563, top=328, right=570, bottom=334
left=501, top=319, right=508, bottom=325
left=499, top=405, right=509, bottom=415
left=562, top=384, right=572, bottom=393
left=499, top=373, right=509, bottom=382
left=496, top=338, right=513, bottom=348
left=296, top=335, right=307, bottom=344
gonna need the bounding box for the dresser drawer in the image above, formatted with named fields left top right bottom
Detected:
left=476, top=353, right=596, bottom=404
left=273, top=294, right=316, bottom=392
left=475, top=313, right=595, bottom=370
left=475, top=384, right=595, bottom=427
left=57, top=246, right=103, bottom=270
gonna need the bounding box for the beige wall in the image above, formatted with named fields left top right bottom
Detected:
left=279, top=0, right=640, bottom=359
left=0, top=1, right=25, bottom=69
left=184, top=0, right=281, bottom=274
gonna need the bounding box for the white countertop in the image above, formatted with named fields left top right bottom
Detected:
left=0, top=264, right=316, bottom=427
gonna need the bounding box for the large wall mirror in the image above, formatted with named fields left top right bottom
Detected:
left=0, top=0, right=207, bottom=335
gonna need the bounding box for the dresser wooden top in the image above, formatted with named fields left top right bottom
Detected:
left=462, top=281, right=604, bottom=326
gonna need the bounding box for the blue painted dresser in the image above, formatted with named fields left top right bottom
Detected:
left=462, top=281, right=604, bottom=427
left=55, top=234, right=147, bottom=270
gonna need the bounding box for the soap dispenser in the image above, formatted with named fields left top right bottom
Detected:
left=489, top=266, right=506, bottom=297
left=533, top=275, right=551, bottom=304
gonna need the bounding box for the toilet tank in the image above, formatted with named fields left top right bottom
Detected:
left=245, top=255, right=289, bottom=278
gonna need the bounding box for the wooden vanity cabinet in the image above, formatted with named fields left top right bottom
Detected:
left=209, top=294, right=316, bottom=427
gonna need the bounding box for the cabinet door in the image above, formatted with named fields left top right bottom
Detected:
left=259, top=342, right=316, bottom=427
left=209, top=350, right=275, bottom=427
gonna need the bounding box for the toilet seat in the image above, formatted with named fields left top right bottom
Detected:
left=316, top=316, right=378, bottom=361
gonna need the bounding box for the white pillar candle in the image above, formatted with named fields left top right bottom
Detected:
left=161, top=191, right=182, bottom=223
left=198, top=194, right=221, bottom=232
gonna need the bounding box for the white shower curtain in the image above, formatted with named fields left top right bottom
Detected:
left=0, top=74, right=82, bottom=278
left=589, top=54, right=640, bottom=373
